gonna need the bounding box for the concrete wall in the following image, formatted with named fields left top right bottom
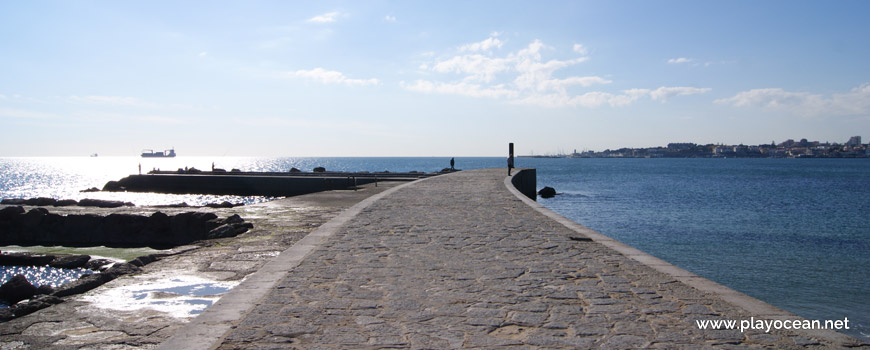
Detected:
left=510, top=168, right=537, bottom=201
left=109, top=174, right=378, bottom=197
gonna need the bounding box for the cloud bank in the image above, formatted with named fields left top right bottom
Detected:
left=308, top=12, right=340, bottom=23
left=288, top=68, right=379, bottom=87
left=405, top=36, right=710, bottom=108
left=715, top=84, right=870, bottom=117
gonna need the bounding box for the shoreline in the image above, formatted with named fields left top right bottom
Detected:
left=0, top=165, right=868, bottom=346
left=0, top=181, right=403, bottom=348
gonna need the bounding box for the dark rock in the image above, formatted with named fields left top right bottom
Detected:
left=538, top=186, right=557, bottom=198
left=84, top=258, right=115, bottom=271
left=0, top=308, right=13, bottom=321
left=53, top=199, right=78, bottom=206
left=207, top=223, right=249, bottom=239
left=1, top=208, right=249, bottom=248
left=102, top=180, right=123, bottom=191
left=12, top=295, right=63, bottom=317
left=0, top=252, right=56, bottom=267
left=0, top=205, right=25, bottom=220
left=0, top=198, right=26, bottom=205
left=80, top=187, right=101, bottom=192
left=0, top=275, right=38, bottom=305
left=289, top=167, right=301, bottom=173
left=313, top=167, right=326, bottom=173
left=224, top=214, right=244, bottom=224
left=128, top=254, right=158, bottom=267
left=212, top=168, right=226, bottom=173
left=78, top=199, right=134, bottom=208
left=103, top=262, right=141, bottom=279
left=48, top=254, right=91, bottom=269
left=52, top=273, right=110, bottom=297
left=206, top=201, right=234, bottom=208
left=35, top=285, right=54, bottom=295
left=24, top=197, right=57, bottom=206
left=231, top=168, right=241, bottom=172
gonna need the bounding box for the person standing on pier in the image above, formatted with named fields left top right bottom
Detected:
left=450, top=157, right=455, bottom=170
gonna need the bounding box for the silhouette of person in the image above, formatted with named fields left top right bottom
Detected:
left=450, top=157, right=455, bottom=170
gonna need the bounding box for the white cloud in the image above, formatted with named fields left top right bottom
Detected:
left=308, top=11, right=340, bottom=23
left=0, top=94, right=7, bottom=100
left=431, top=54, right=511, bottom=83
left=401, top=80, right=518, bottom=99
left=715, top=83, right=870, bottom=117
left=667, top=57, right=693, bottom=64
left=384, top=15, right=396, bottom=22
left=199, top=51, right=207, bottom=57
left=405, top=36, right=710, bottom=108
left=288, top=68, right=379, bottom=87
left=648, top=86, right=712, bottom=101
left=459, top=36, right=503, bottom=52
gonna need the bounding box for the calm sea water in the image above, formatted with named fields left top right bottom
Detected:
left=0, top=156, right=867, bottom=339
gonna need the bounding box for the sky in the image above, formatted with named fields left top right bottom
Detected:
left=1, top=0, right=869, bottom=157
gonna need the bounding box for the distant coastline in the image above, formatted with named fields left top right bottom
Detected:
left=521, top=136, right=870, bottom=159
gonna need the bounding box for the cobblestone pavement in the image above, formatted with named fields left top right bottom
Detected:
left=217, top=169, right=865, bottom=349
left=0, top=182, right=400, bottom=349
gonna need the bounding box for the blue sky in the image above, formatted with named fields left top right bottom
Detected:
left=2, top=1, right=869, bottom=156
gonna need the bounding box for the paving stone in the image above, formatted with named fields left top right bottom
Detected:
left=124, top=169, right=862, bottom=349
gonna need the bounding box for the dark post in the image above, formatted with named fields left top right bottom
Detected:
left=508, top=143, right=515, bottom=176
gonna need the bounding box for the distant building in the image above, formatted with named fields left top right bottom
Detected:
left=846, top=136, right=862, bottom=146
left=667, top=143, right=695, bottom=151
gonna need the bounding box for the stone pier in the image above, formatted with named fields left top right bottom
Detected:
left=158, top=168, right=865, bottom=349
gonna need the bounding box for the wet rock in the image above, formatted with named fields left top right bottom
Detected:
left=289, top=167, right=301, bottom=172
left=1, top=209, right=250, bottom=247
left=0, top=198, right=26, bottom=205
left=35, top=285, right=54, bottom=295
left=0, top=252, right=56, bottom=267
left=128, top=254, right=159, bottom=267
left=0, top=308, right=13, bottom=321
left=48, top=254, right=91, bottom=269
left=103, top=262, right=142, bottom=279
left=313, top=167, right=326, bottom=173
left=225, top=214, right=244, bottom=224
left=538, top=186, right=557, bottom=198
left=53, top=199, right=78, bottom=207
left=102, top=180, right=123, bottom=191
left=84, top=258, right=115, bottom=271
left=206, top=201, right=234, bottom=208
left=0, top=275, right=38, bottom=305
left=24, top=197, right=57, bottom=206
left=0, top=205, right=25, bottom=219
left=12, top=295, right=63, bottom=318
left=52, top=274, right=111, bottom=297
left=80, top=187, right=101, bottom=192
left=208, top=223, right=250, bottom=239
left=78, top=199, right=134, bottom=208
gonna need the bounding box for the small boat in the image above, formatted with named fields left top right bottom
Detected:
left=90, top=153, right=98, bottom=157
left=141, top=148, right=176, bottom=158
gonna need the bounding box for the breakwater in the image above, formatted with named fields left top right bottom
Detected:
left=162, top=168, right=863, bottom=349
left=102, top=171, right=438, bottom=197
left=0, top=206, right=251, bottom=248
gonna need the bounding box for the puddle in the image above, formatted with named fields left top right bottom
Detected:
left=80, top=274, right=238, bottom=318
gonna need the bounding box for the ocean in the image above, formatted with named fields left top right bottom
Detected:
left=0, top=156, right=867, bottom=339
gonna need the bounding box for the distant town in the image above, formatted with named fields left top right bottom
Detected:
left=522, top=136, right=870, bottom=158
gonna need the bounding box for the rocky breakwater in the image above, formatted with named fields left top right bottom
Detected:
left=0, top=251, right=172, bottom=321
left=0, top=206, right=253, bottom=248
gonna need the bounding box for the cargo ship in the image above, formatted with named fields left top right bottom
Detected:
left=141, top=148, right=176, bottom=158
